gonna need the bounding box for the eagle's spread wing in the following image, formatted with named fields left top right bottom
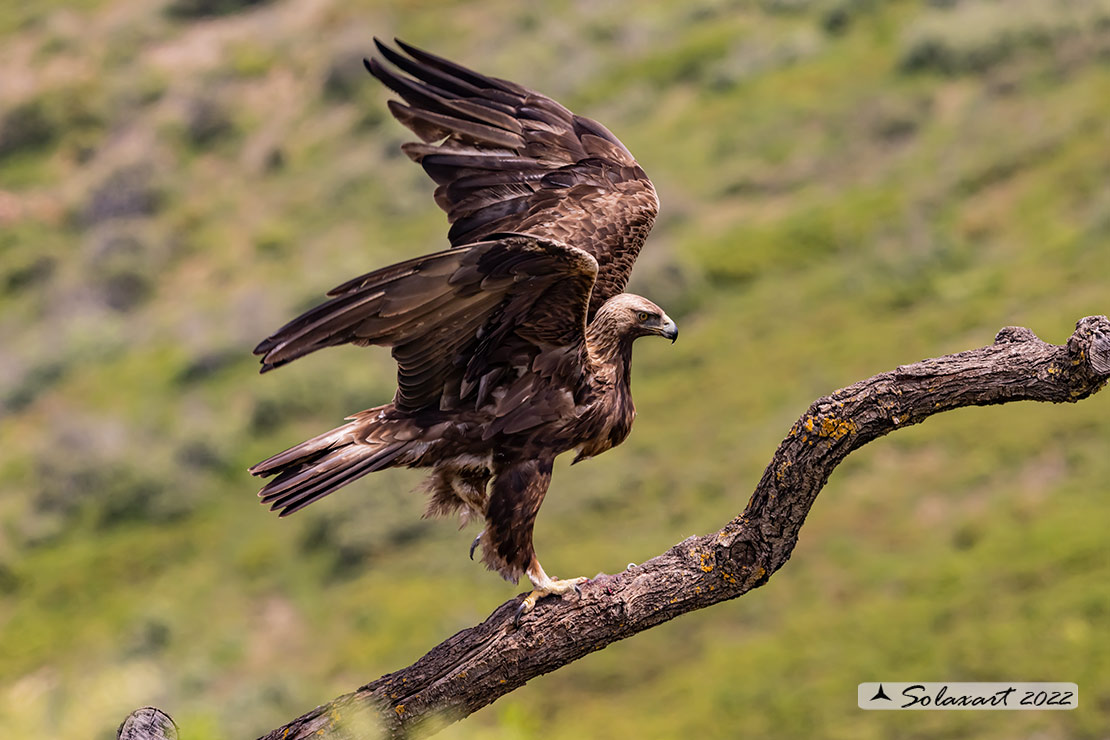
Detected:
left=253, top=234, right=598, bottom=412
left=367, top=39, right=659, bottom=319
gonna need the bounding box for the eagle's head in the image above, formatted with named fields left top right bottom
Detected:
left=596, top=293, right=678, bottom=343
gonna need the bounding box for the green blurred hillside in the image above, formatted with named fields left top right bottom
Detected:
left=1, top=0, right=1108, bottom=738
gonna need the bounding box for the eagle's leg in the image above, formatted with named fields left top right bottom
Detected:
left=514, top=555, right=587, bottom=625
left=482, top=456, right=584, bottom=624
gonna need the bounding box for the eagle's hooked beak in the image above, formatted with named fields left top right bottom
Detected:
left=660, top=316, right=679, bottom=343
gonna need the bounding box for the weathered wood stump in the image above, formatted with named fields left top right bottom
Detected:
left=117, top=707, right=178, bottom=740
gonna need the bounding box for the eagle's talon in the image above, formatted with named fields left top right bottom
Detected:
left=514, top=591, right=539, bottom=628
left=513, top=562, right=588, bottom=627
left=469, top=531, right=483, bottom=560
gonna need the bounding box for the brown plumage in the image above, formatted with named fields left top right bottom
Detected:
left=251, top=40, right=676, bottom=610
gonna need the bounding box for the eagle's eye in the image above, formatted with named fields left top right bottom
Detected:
left=637, top=311, right=651, bottom=322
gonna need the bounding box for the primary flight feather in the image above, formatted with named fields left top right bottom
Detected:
left=251, top=39, right=676, bottom=619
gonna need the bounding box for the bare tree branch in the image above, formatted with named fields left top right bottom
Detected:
left=127, top=316, right=1110, bottom=739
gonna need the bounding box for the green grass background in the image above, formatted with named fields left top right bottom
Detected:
left=1, top=0, right=1108, bottom=738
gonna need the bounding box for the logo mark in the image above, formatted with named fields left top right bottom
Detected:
left=858, top=683, right=1078, bottom=710
left=870, top=684, right=892, bottom=702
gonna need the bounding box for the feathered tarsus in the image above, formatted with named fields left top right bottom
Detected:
left=251, top=40, right=675, bottom=613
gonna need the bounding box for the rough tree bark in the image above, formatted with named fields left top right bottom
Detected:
left=120, top=316, right=1110, bottom=740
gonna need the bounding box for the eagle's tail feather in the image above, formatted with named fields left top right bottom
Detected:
left=250, top=415, right=411, bottom=517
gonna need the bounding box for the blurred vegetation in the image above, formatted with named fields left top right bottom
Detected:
left=1, top=0, right=1108, bottom=738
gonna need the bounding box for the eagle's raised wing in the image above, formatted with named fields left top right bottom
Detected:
left=367, top=39, right=658, bottom=319
left=253, top=234, right=598, bottom=412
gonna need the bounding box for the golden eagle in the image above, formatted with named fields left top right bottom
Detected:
left=251, top=39, right=676, bottom=618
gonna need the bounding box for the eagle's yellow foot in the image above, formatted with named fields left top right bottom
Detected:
left=513, top=558, right=587, bottom=627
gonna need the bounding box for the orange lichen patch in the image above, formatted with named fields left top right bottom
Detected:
left=395, top=705, right=405, bottom=716
left=824, top=416, right=857, bottom=439
left=803, top=414, right=858, bottom=440
left=775, top=460, right=792, bottom=481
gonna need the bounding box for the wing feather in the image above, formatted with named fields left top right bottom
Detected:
left=254, top=234, right=598, bottom=412
left=367, top=38, right=659, bottom=318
